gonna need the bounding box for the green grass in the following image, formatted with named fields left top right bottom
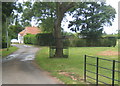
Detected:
left=1, top=46, right=18, bottom=57
left=35, top=46, right=118, bottom=84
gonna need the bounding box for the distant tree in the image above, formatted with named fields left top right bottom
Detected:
left=9, top=24, right=24, bottom=39
left=2, top=2, right=23, bottom=48
left=2, top=2, right=16, bottom=35
left=68, top=2, right=116, bottom=40
left=20, top=2, right=33, bottom=27
left=2, top=2, right=17, bottom=48
left=40, top=17, right=54, bottom=33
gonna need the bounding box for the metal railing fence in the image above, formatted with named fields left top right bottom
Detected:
left=84, top=55, right=120, bottom=86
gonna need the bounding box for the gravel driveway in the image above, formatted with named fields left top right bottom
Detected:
left=2, top=44, right=62, bottom=84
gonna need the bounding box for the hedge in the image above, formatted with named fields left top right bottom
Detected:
left=24, top=33, right=116, bottom=47
left=24, top=33, right=70, bottom=46
left=24, top=33, right=54, bottom=46
left=24, top=34, right=37, bottom=45
left=36, top=33, right=55, bottom=46
left=69, top=37, right=117, bottom=47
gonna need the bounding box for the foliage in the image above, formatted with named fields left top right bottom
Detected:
left=68, top=2, right=116, bottom=40
left=2, top=36, right=11, bottom=48
left=20, top=2, right=33, bottom=27
left=24, top=33, right=70, bottom=47
left=2, top=36, right=7, bottom=48
left=40, top=17, right=54, bottom=33
left=2, top=2, right=16, bottom=48
left=2, top=2, right=16, bottom=23
left=74, top=39, right=86, bottom=47
left=2, top=2, right=17, bottom=35
left=101, top=37, right=117, bottom=47
left=36, top=33, right=55, bottom=46
left=2, top=2, right=23, bottom=48
left=9, top=25, right=24, bottom=39
left=24, top=34, right=37, bottom=45
left=102, top=34, right=120, bottom=39
left=68, top=37, right=116, bottom=47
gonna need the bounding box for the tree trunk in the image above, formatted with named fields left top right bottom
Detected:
left=53, top=2, right=75, bottom=57
left=54, top=3, right=64, bottom=57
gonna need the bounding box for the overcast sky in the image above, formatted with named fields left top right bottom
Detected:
left=103, top=0, right=119, bottom=34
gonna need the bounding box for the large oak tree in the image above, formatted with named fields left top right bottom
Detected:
left=21, top=2, right=116, bottom=57
left=22, top=2, right=76, bottom=57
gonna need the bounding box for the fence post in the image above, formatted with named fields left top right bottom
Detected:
left=84, top=55, right=87, bottom=82
left=96, top=57, right=99, bottom=86
left=49, top=46, right=51, bottom=58
left=112, top=60, right=115, bottom=86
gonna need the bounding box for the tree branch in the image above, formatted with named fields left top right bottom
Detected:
left=61, top=2, right=76, bottom=13
left=39, top=2, right=56, bottom=10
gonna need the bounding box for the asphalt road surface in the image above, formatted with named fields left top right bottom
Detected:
left=2, top=44, right=62, bottom=84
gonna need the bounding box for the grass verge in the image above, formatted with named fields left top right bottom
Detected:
left=35, top=46, right=118, bottom=84
left=0, top=46, right=18, bottom=57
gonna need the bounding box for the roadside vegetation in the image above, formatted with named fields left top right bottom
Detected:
left=35, top=46, right=118, bottom=84
left=1, top=46, right=18, bottom=57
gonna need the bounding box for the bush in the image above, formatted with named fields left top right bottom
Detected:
left=24, top=34, right=37, bottom=45
left=24, top=33, right=117, bottom=47
left=75, top=39, right=86, bottom=47
left=2, top=36, right=11, bottom=48
left=36, top=33, right=55, bottom=46
left=69, top=37, right=116, bottom=47
left=63, top=39, right=70, bottom=47
left=101, top=37, right=116, bottom=47
left=2, top=42, right=7, bottom=48
left=2, top=36, right=7, bottom=48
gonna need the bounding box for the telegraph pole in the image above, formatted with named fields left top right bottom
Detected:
left=6, top=18, right=9, bottom=51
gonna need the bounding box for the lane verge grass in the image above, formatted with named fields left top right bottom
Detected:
left=35, top=46, right=118, bottom=84
left=1, top=46, right=18, bottom=58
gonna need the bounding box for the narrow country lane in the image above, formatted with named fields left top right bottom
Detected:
left=2, top=44, right=62, bottom=84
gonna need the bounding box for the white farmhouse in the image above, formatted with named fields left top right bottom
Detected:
left=18, top=26, right=41, bottom=44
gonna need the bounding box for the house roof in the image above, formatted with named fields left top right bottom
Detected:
left=19, top=26, right=41, bottom=36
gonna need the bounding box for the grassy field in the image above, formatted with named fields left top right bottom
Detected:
left=0, top=46, right=18, bottom=57
left=35, top=46, right=118, bottom=84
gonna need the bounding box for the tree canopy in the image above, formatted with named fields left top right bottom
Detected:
left=68, top=2, right=116, bottom=39
left=2, top=2, right=23, bottom=48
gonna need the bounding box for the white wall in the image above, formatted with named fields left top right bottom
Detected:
left=18, top=34, right=24, bottom=44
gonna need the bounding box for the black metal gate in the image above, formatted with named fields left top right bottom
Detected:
left=84, top=55, right=120, bottom=86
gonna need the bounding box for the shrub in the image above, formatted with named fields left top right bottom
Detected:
left=36, top=33, right=55, bottom=46
left=102, top=37, right=116, bottom=47
left=24, top=34, right=37, bottom=45
left=63, top=39, right=70, bottom=47
left=2, top=36, right=11, bottom=48
left=2, top=36, right=7, bottom=48
left=75, top=39, right=86, bottom=47
left=24, top=33, right=117, bottom=47
left=68, top=37, right=116, bottom=47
